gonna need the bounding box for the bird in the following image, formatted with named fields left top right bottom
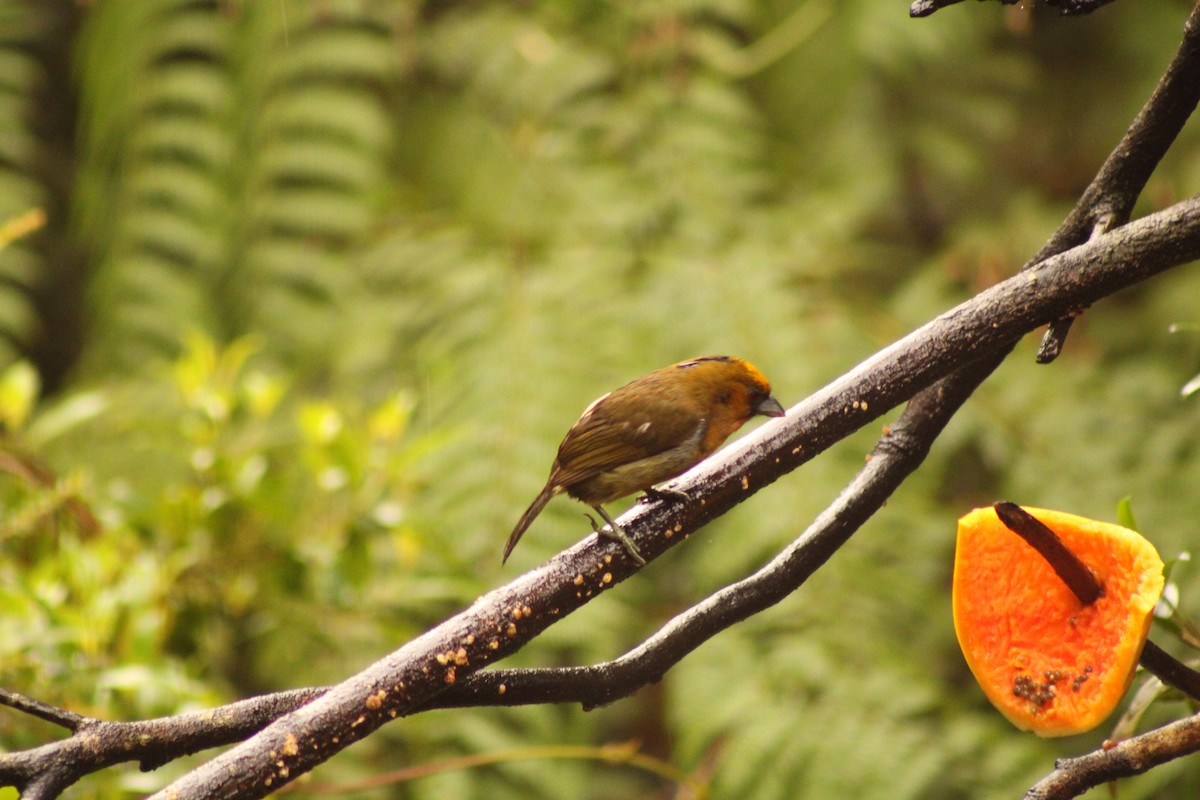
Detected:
left=502, top=355, right=785, bottom=565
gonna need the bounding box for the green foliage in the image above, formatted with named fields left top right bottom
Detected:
left=0, top=0, right=44, bottom=362
left=2, top=0, right=1200, bottom=798
left=73, top=0, right=401, bottom=374
left=1, top=332, right=428, bottom=700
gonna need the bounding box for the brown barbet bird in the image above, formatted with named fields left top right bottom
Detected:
left=502, top=355, right=785, bottom=565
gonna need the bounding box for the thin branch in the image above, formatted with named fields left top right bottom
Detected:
left=1137, top=641, right=1200, bottom=703
left=1036, top=218, right=1110, bottom=361
left=992, top=502, right=1104, bottom=604
left=1024, top=711, right=1200, bottom=800
left=913, top=0, right=1121, bottom=19
left=1039, top=6, right=1200, bottom=260
left=0, top=689, right=324, bottom=798
left=0, top=689, right=87, bottom=732
left=910, top=0, right=967, bottom=16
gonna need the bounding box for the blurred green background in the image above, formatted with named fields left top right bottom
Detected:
left=2, top=0, right=1200, bottom=797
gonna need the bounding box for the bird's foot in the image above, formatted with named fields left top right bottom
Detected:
left=639, top=486, right=690, bottom=504
left=584, top=512, right=647, bottom=566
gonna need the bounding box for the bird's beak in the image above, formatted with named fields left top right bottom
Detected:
left=754, top=395, right=786, bottom=418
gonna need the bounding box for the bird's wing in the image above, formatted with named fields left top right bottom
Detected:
left=549, top=388, right=705, bottom=488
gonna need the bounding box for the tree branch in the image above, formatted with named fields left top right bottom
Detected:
left=0, top=689, right=324, bottom=799
left=1024, top=711, right=1200, bottom=800
left=911, top=0, right=1120, bottom=19
left=0, top=689, right=86, bottom=732
left=135, top=197, right=1200, bottom=800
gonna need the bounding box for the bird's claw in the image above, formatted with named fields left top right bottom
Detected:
left=639, top=486, right=691, bottom=504
left=584, top=513, right=647, bottom=566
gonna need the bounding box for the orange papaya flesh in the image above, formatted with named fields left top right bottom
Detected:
left=953, top=506, right=1163, bottom=737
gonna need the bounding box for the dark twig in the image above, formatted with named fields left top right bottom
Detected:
left=1137, top=641, right=1200, bottom=702
left=1035, top=316, right=1076, bottom=363
left=0, top=689, right=87, bottom=732
left=910, top=0, right=966, bottom=16
left=1036, top=220, right=1105, bottom=361
left=1038, top=12, right=1200, bottom=259
left=912, top=0, right=1120, bottom=19
left=992, top=502, right=1104, bottom=604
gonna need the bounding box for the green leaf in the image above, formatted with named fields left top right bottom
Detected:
left=0, top=361, right=38, bottom=430
left=1116, top=496, right=1139, bottom=532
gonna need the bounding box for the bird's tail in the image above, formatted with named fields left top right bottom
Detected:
left=502, top=484, right=558, bottom=564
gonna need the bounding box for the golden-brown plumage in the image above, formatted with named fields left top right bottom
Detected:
left=502, top=356, right=785, bottom=565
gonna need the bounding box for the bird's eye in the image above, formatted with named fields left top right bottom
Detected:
left=716, top=390, right=732, bottom=405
